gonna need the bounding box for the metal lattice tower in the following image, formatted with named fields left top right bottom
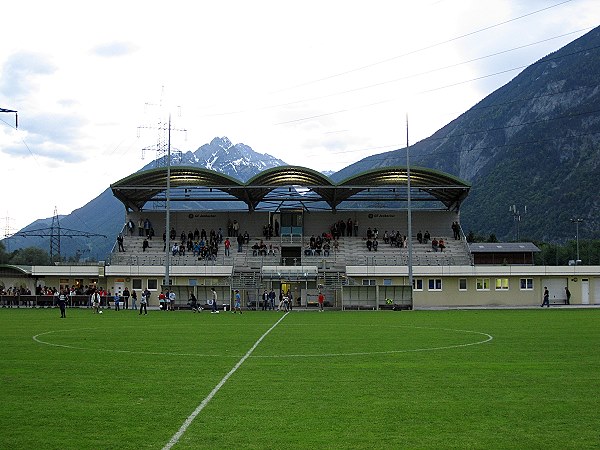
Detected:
left=49, top=206, right=61, bottom=261
left=9, top=206, right=107, bottom=262
left=137, top=89, right=186, bottom=209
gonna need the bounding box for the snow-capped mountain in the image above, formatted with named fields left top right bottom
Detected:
left=189, top=137, right=286, bottom=181
left=144, top=136, right=287, bottom=182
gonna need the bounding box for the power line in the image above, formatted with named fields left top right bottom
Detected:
left=203, top=27, right=592, bottom=119
left=271, top=0, right=576, bottom=93
left=274, top=44, right=600, bottom=126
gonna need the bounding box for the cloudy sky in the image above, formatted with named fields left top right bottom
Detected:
left=1, top=0, right=599, bottom=233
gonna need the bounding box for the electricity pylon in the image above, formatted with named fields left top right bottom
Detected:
left=9, top=207, right=107, bottom=262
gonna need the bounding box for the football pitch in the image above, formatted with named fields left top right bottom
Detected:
left=1, top=307, right=599, bottom=449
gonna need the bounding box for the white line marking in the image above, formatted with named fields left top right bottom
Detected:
left=162, top=311, right=290, bottom=450
left=253, top=328, right=494, bottom=358
left=33, top=325, right=493, bottom=359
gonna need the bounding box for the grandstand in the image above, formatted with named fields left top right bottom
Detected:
left=1, top=165, right=599, bottom=309
left=105, top=165, right=475, bottom=310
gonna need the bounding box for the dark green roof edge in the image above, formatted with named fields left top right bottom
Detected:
left=335, top=165, right=471, bottom=187
left=110, top=165, right=244, bottom=188
left=0, top=264, right=33, bottom=275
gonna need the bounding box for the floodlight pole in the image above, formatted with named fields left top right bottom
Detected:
left=164, top=114, right=172, bottom=288
left=0, top=107, right=18, bottom=128
left=570, top=218, right=583, bottom=263
left=406, top=114, right=413, bottom=295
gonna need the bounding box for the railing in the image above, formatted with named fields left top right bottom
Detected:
left=1, top=295, right=119, bottom=308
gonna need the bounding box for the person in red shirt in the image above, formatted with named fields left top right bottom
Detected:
left=318, top=292, right=325, bottom=312
left=224, top=237, right=231, bottom=256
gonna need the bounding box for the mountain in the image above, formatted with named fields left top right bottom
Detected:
left=332, top=26, right=600, bottom=242
left=3, top=137, right=288, bottom=260
left=180, top=137, right=287, bottom=182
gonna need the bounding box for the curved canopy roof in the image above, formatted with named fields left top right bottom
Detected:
left=110, top=165, right=470, bottom=212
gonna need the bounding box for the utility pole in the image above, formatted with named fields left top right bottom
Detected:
left=570, top=218, right=583, bottom=263
left=406, top=114, right=413, bottom=301
left=137, top=90, right=187, bottom=289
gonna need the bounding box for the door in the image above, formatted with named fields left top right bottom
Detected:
left=280, top=209, right=303, bottom=237
left=581, top=279, right=589, bottom=305
left=541, top=278, right=568, bottom=303
left=113, top=281, right=125, bottom=296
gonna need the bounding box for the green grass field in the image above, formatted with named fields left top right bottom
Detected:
left=1, top=307, right=599, bottom=449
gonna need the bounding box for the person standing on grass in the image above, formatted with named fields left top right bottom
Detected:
left=541, top=286, right=550, bottom=307
left=169, top=290, right=176, bottom=311
left=58, top=289, right=67, bottom=318
left=131, top=289, right=137, bottom=310
left=122, top=287, right=130, bottom=310
left=139, top=291, right=147, bottom=315
left=91, top=290, right=101, bottom=314
left=269, top=289, right=276, bottom=310
left=232, top=290, right=242, bottom=314
left=189, top=293, right=198, bottom=312
left=159, top=291, right=167, bottom=311
left=114, top=291, right=121, bottom=311
left=210, top=287, right=219, bottom=314
left=565, top=286, right=571, bottom=305
left=318, top=291, right=325, bottom=312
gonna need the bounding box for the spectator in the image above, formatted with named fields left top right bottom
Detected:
left=452, top=221, right=460, bottom=240
left=114, top=291, right=121, bottom=311
left=127, top=219, right=135, bottom=236
left=117, top=234, right=125, bottom=252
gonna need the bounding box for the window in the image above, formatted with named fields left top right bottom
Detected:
left=132, top=279, right=142, bottom=290
left=495, top=278, right=509, bottom=290
left=413, top=279, right=423, bottom=291
left=383, top=279, right=392, bottom=286
left=362, top=279, right=375, bottom=286
left=428, top=279, right=442, bottom=291
left=188, top=279, right=197, bottom=286
left=520, top=278, right=533, bottom=290
left=459, top=278, right=467, bottom=291
left=147, top=279, right=158, bottom=290
left=476, top=278, right=490, bottom=291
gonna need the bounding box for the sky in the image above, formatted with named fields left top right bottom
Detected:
left=1, top=0, right=599, bottom=234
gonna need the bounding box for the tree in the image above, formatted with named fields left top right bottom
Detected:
left=0, top=242, right=9, bottom=264
left=9, top=247, right=52, bottom=265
